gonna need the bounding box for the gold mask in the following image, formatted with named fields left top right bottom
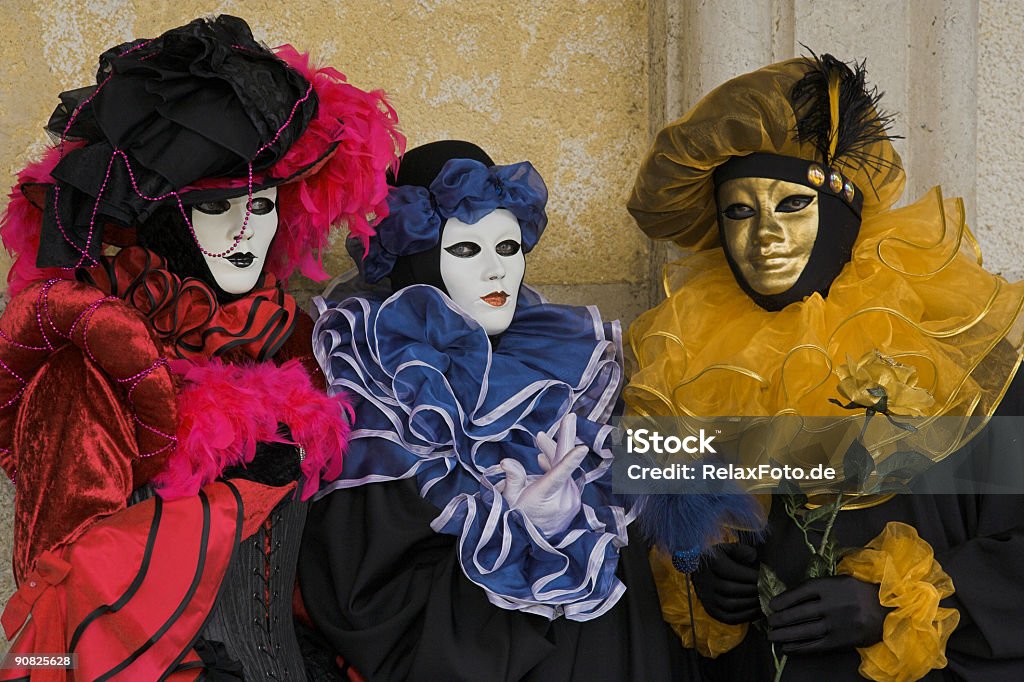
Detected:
left=717, top=177, right=819, bottom=295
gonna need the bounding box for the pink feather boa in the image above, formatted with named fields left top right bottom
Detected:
left=152, top=358, right=351, bottom=500
left=0, top=144, right=84, bottom=297
left=267, top=46, right=405, bottom=281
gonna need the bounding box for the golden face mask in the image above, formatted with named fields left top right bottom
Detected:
left=717, top=177, right=819, bottom=295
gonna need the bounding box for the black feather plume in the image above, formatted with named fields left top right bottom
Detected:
left=790, top=50, right=900, bottom=177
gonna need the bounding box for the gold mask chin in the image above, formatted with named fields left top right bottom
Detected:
left=717, top=177, right=820, bottom=296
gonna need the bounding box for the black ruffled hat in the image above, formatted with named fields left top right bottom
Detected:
left=32, top=15, right=319, bottom=268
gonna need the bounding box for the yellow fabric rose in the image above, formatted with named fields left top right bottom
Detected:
left=836, top=350, right=935, bottom=417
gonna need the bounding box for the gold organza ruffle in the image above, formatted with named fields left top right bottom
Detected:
left=649, top=548, right=747, bottom=658
left=837, top=522, right=960, bottom=682
left=624, top=187, right=1024, bottom=473
left=627, top=57, right=905, bottom=249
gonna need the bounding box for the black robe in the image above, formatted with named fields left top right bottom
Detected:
left=298, top=476, right=690, bottom=681
left=703, top=374, right=1024, bottom=681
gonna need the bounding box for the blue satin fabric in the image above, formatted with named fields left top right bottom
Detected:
left=313, top=284, right=630, bottom=621
left=356, top=159, right=548, bottom=283
left=431, top=159, right=547, bottom=242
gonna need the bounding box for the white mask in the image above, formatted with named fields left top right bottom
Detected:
left=191, top=187, right=279, bottom=294
left=439, top=208, right=525, bottom=336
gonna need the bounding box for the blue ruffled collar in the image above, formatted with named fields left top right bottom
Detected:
left=313, top=284, right=622, bottom=494
left=313, top=284, right=630, bottom=621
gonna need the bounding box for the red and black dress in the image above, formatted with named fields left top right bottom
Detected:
left=0, top=247, right=349, bottom=680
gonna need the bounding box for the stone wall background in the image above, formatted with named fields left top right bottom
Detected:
left=0, top=0, right=652, bottom=312
left=2, top=0, right=1022, bottom=653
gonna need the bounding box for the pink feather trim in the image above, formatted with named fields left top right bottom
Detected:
left=0, top=144, right=84, bottom=297
left=267, top=46, right=406, bottom=282
left=153, top=358, right=352, bottom=500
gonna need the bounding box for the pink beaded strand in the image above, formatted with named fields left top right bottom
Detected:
left=0, top=327, right=50, bottom=352
left=74, top=296, right=178, bottom=457
left=34, top=281, right=59, bottom=351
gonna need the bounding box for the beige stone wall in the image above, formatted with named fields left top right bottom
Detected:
left=978, top=0, right=1024, bottom=281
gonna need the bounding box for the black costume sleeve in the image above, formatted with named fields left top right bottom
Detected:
left=936, top=378, right=1024, bottom=671
left=938, top=494, right=1024, bottom=666
left=298, top=478, right=688, bottom=682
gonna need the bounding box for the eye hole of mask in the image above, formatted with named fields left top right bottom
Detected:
left=722, top=203, right=756, bottom=220
left=775, top=195, right=815, bottom=213
left=194, top=199, right=231, bottom=215
left=444, top=241, right=482, bottom=258
left=495, top=239, right=521, bottom=256
left=249, top=197, right=276, bottom=215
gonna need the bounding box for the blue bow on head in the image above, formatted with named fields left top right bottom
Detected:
left=353, top=158, right=548, bottom=284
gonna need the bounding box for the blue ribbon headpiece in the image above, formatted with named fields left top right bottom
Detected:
left=353, top=158, right=548, bottom=283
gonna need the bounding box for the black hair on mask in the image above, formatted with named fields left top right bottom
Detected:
left=136, top=205, right=255, bottom=302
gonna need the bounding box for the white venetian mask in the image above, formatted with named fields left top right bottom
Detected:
left=439, top=208, right=525, bottom=335
left=190, top=187, right=279, bottom=294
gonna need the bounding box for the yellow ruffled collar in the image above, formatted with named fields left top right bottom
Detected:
left=625, top=187, right=1024, bottom=462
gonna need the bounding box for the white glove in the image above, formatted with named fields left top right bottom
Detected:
left=497, top=413, right=588, bottom=537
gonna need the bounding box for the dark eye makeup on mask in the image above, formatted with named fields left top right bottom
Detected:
left=445, top=242, right=482, bottom=258
left=194, top=199, right=231, bottom=215
left=495, top=240, right=521, bottom=256
left=775, top=195, right=815, bottom=213
left=248, top=197, right=276, bottom=215
left=722, top=194, right=816, bottom=220
left=445, top=239, right=522, bottom=258
left=193, top=197, right=276, bottom=216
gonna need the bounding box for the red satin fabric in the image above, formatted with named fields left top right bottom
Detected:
left=81, top=246, right=298, bottom=362
left=0, top=248, right=309, bottom=581
left=1, top=480, right=293, bottom=682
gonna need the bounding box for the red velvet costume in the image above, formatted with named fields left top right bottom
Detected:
left=0, top=15, right=402, bottom=680
left=0, top=253, right=335, bottom=679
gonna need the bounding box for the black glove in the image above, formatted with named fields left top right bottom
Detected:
left=221, top=425, right=302, bottom=487
left=691, top=542, right=761, bottom=624
left=767, top=575, right=889, bottom=654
